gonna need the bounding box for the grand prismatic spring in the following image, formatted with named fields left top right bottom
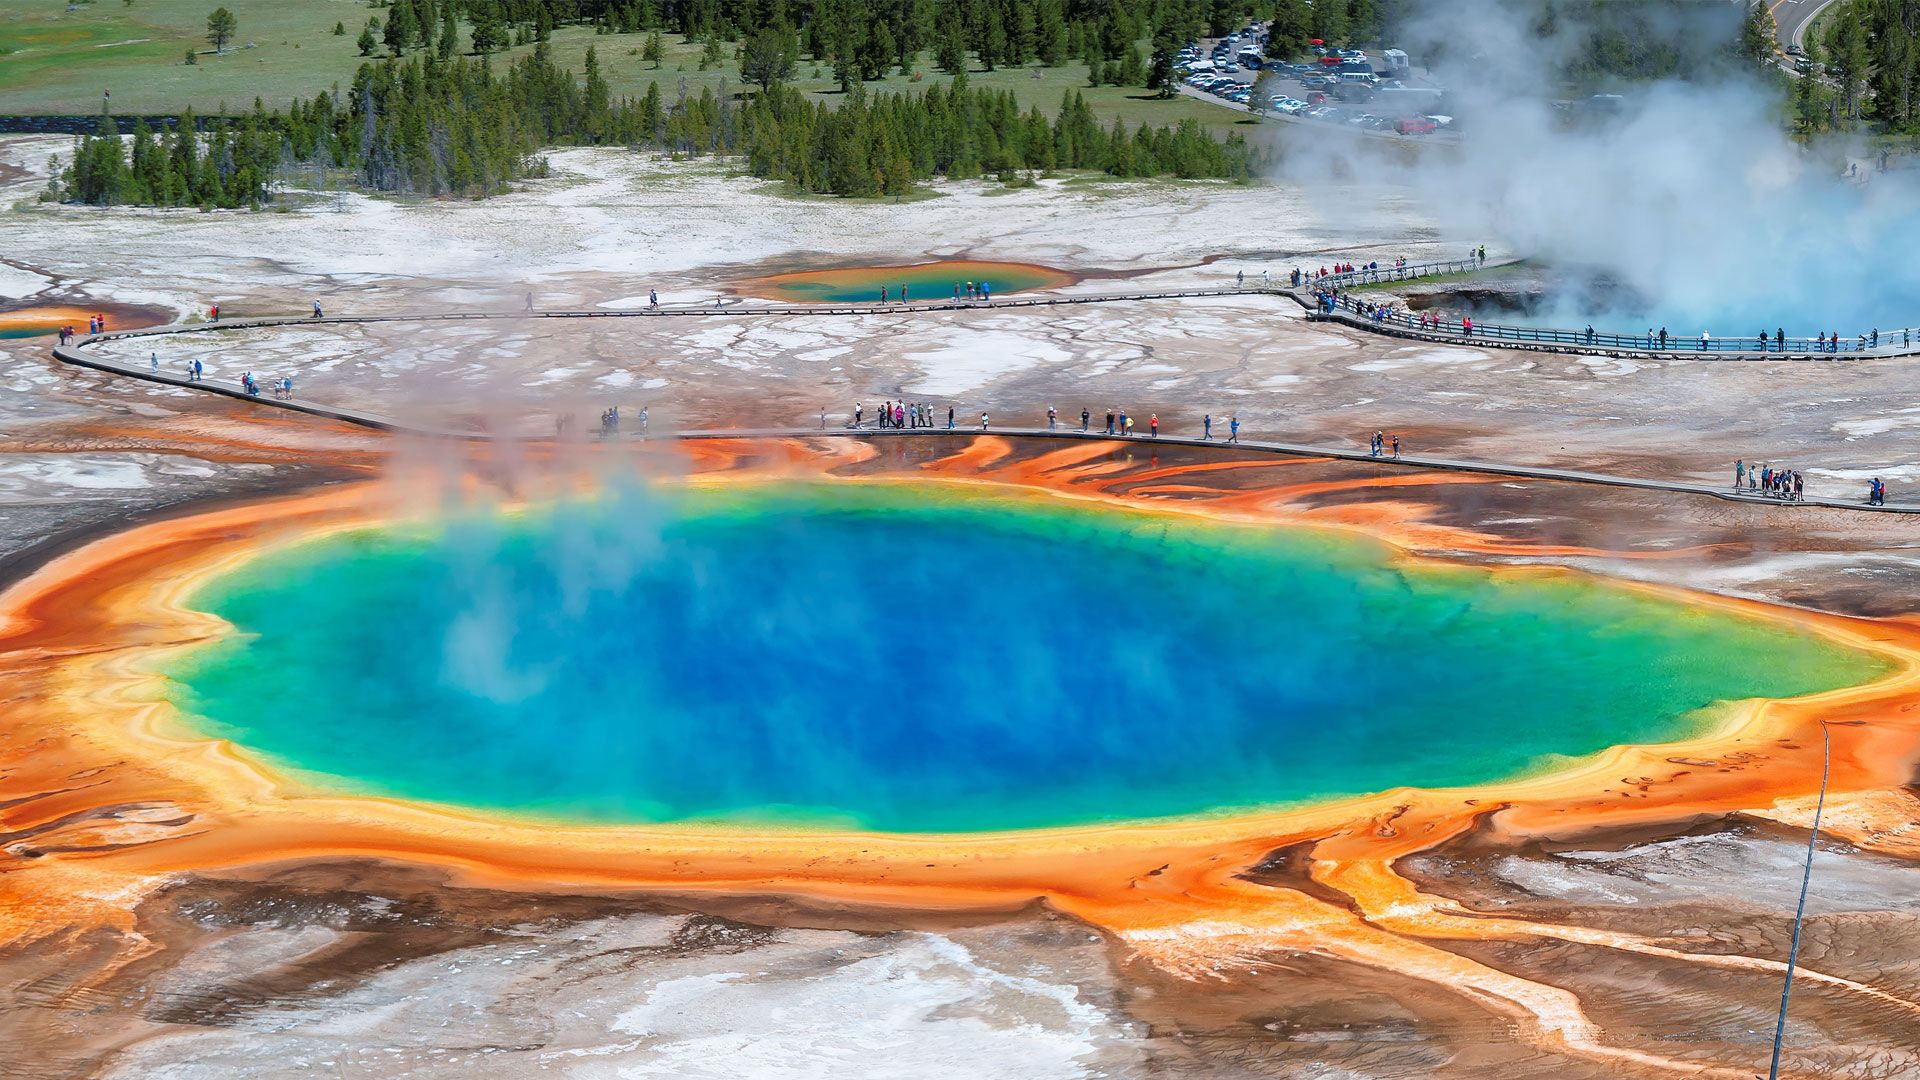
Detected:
left=742, top=260, right=1075, bottom=303
left=160, top=482, right=1887, bottom=833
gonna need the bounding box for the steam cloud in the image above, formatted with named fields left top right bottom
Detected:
left=1281, top=0, right=1920, bottom=337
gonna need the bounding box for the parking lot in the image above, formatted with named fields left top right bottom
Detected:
left=1176, top=28, right=1451, bottom=139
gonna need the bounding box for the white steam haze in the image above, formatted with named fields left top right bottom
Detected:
left=1284, top=0, right=1920, bottom=337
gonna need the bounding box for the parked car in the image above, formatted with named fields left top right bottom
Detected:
left=1395, top=116, right=1437, bottom=134
left=1302, top=75, right=1331, bottom=88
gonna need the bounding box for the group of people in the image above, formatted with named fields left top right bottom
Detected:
left=952, top=281, right=991, bottom=301
left=857, top=401, right=951, bottom=429
left=1096, top=408, right=1161, bottom=438
left=55, top=314, right=112, bottom=344
left=1733, top=461, right=1893, bottom=506
left=845, top=404, right=1241, bottom=443
left=235, top=371, right=291, bottom=399
left=597, top=405, right=650, bottom=433
left=1734, top=459, right=1804, bottom=501
left=1368, top=430, right=1402, bottom=458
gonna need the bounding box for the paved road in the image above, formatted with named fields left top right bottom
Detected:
left=49, top=328, right=1914, bottom=515
left=1772, top=0, right=1842, bottom=51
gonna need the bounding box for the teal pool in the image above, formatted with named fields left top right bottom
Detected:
left=160, top=483, right=1889, bottom=832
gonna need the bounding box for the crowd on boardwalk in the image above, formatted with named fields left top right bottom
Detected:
left=55, top=313, right=115, bottom=344
left=55, top=293, right=1905, bottom=511
left=1734, top=459, right=1805, bottom=501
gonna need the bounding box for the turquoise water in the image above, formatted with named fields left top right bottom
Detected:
left=751, top=261, right=1071, bottom=303
left=162, top=484, right=1888, bottom=832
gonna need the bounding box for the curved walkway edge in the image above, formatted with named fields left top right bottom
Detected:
left=49, top=335, right=1916, bottom=516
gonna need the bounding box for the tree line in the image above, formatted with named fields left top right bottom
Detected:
left=1809, top=0, right=1920, bottom=132
left=45, top=39, right=1252, bottom=208
left=42, top=108, right=283, bottom=209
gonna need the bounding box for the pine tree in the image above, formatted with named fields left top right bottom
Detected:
left=385, top=1, right=416, bottom=56
left=438, top=5, right=458, bottom=60
left=583, top=45, right=612, bottom=141
left=977, top=3, right=1007, bottom=71
left=935, top=22, right=968, bottom=74
left=639, top=80, right=664, bottom=142
left=1310, top=0, right=1347, bottom=45
left=742, top=25, right=797, bottom=89
left=861, top=21, right=896, bottom=80
left=643, top=29, right=664, bottom=68
left=1011, top=1, right=1038, bottom=66
left=1147, top=28, right=1178, bottom=95
left=205, top=6, right=237, bottom=54
left=1037, top=0, right=1067, bottom=65
left=359, top=19, right=379, bottom=57
left=1266, top=0, right=1311, bottom=59
left=471, top=3, right=504, bottom=54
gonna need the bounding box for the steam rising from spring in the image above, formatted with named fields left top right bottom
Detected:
left=1284, top=0, right=1920, bottom=336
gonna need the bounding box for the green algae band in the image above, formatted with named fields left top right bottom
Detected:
left=745, top=260, right=1072, bottom=303
left=162, top=485, right=1889, bottom=833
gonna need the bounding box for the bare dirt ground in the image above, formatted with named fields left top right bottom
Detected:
left=3, top=139, right=1919, bottom=1080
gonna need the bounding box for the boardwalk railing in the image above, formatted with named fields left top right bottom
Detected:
left=47, top=324, right=1915, bottom=515
left=1298, top=256, right=1491, bottom=289
left=1306, top=267, right=1920, bottom=356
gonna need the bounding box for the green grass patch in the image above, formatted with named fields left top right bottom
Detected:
left=1, top=4, right=1252, bottom=140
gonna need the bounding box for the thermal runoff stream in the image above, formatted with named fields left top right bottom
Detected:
left=159, top=482, right=1887, bottom=833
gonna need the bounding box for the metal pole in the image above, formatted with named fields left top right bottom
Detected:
left=1766, top=719, right=1831, bottom=1080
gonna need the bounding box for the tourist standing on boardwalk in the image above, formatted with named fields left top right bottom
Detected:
left=1047, top=405, right=1057, bottom=431
left=1149, top=414, right=1158, bottom=438
left=1734, top=459, right=1746, bottom=490
left=313, top=300, right=323, bottom=319
left=947, top=406, right=955, bottom=429
left=1228, top=415, right=1240, bottom=443
left=1081, top=408, right=1090, bottom=432
left=1105, top=409, right=1115, bottom=435
left=149, top=352, right=158, bottom=374
left=981, top=412, right=990, bottom=429
left=1391, top=435, right=1400, bottom=458
left=1204, top=414, right=1213, bottom=439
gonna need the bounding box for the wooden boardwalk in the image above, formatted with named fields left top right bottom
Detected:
left=50, top=331, right=1913, bottom=515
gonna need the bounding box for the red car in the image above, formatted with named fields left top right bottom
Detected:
left=1396, top=116, right=1437, bottom=135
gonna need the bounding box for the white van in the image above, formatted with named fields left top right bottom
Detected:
left=1338, top=71, right=1379, bottom=87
